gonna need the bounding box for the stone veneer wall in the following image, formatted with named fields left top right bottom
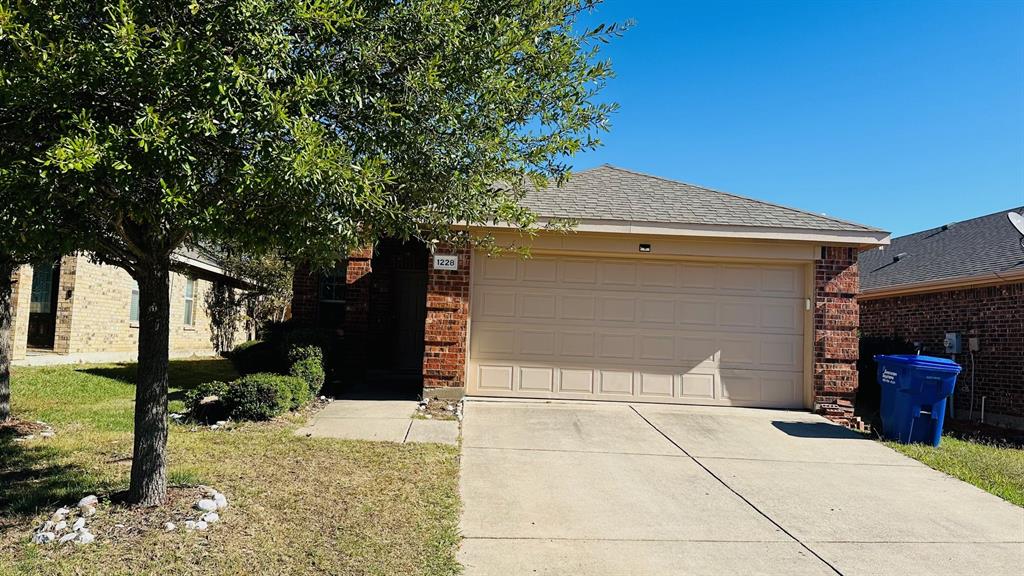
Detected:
left=813, top=246, right=860, bottom=423
left=860, top=281, right=1024, bottom=428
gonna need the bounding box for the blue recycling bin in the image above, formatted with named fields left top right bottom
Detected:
left=875, top=354, right=961, bottom=447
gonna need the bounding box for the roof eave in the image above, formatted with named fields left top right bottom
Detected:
left=858, top=267, right=1024, bottom=300
left=466, top=218, right=891, bottom=247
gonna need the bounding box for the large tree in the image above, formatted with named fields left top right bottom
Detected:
left=0, top=0, right=619, bottom=505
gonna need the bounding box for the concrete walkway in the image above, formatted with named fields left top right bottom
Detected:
left=459, top=400, right=1024, bottom=576
left=295, top=398, right=458, bottom=445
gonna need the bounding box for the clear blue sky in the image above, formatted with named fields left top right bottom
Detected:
left=574, top=0, right=1024, bottom=236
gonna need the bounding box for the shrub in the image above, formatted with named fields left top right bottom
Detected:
left=290, top=357, right=325, bottom=398
left=283, top=375, right=311, bottom=410
left=225, top=373, right=293, bottom=421
left=184, top=381, right=231, bottom=423
left=230, top=340, right=277, bottom=375
left=287, top=344, right=325, bottom=397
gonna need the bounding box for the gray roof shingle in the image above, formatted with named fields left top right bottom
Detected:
left=858, top=207, right=1024, bottom=291
left=521, top=164, right=883, bottom=233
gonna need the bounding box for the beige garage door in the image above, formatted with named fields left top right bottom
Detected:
left=468, top=254, right=807, bottom=408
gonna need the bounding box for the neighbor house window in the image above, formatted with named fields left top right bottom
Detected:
left=183, top=278, right=196, bottom=326
left=29, top=263, right=55, bottom=313
left=130, top=282, right=140, bottom=323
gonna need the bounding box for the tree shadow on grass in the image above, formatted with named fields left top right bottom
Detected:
left=0, top=436, right=107, bottom=529
left=82, top=359, right=239, bottom=403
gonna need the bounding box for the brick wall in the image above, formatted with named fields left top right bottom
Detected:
left=860, top=281, right=1024, bottom=425
left=10, top=265, right=32, bottom=361
left=423, top=245, right=471, bottom=393
left=814, top=246, right=860, bottom=423
left=11, top=254, right=244, bottom=360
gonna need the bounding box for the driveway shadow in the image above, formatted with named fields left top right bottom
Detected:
left=772, top=421, right=866, bottom=440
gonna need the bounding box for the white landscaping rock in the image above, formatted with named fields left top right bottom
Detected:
left=78, top=495, right=99, bottom=508
left=194, top=520, right=208, bottom=531
left=40, top=431, right=55, bottom=438
left=54, top=520, right=67, bottom=532
left=200, top=512, right=219, bottom=524
left=40, top=520, right=54, bottom=532
left=59, top=532, right=77, bottom=545
left=195, top=498, right=217, bottom=512
left=164, top=522, right=176, bottom=532
left=213, top=493, right=228, bottom=510
left=76, top=531, right=95, bottom=544
left=184, top=520, right=197, bottom=530
left=72, top=517, right=86, bottom=532
left=31, top=532, right=55, bottom=544
left=79, top=505, right=96, bottom=517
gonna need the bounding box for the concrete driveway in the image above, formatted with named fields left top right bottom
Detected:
left=459, top=401, right=1024, bottom=575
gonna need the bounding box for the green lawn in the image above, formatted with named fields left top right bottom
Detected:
left=0, top=360, right=461, bottom=576
left=887, top=436, right=1024, bottom=507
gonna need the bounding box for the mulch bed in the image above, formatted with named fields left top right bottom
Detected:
left=944, top=419, right=1024, bottom=449
left=0, top=418, right=48, bottom=439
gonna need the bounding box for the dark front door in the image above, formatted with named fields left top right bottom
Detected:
left=369, top=239, right=429, bottom=380
left=392, top=269, right=427, bottom=372
left=27, top=262, right=60, bottom=349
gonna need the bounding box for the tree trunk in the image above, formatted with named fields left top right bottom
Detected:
left=127, top=257, right=171, bottom=506
left=0, top=258, right=15, bottom=422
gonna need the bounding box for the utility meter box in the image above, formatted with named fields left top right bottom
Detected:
left=944, top=332, right=962, bottom=354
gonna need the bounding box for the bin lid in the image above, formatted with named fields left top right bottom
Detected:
left=874, top=354, right=962, bottom=372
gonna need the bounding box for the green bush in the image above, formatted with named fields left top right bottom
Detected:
left=290, top=357, right=325, bottom=398
left=230, top=340, right=277, bottom=375
left=287, top=344, right=325, bottom=397
left=225, top=373, right=293, bottom=421
left=184, top=381, right=230, bottom=423
left=283, top=375, right=311, bottom=410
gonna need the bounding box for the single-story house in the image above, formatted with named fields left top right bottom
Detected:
left=859, top=207, right=1024, bottom=430
left=292, top=165, right=890, bottom=422
left=9, top=247, right=249, bottom=365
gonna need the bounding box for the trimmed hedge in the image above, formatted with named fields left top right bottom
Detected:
left=230, top=340, right=277, bottom=375
left=184, top=381, right=230, bottom=423
left=283, top=375, right=311, bottom=410
left=288, top=345, right=325, bottom=398
left=225, top=373, right=294, bottom=421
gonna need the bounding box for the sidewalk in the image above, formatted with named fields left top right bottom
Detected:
left=295, top=397, right=459, bottom=445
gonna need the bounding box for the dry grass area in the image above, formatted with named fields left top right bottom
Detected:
left=0, top=360, right=461, bottom=576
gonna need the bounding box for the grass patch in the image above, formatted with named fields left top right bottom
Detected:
left=0, top=360, right=461, bottom=575
left=886, top=436, right=1024, bottom=507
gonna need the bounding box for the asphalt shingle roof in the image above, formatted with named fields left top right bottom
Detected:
left=521, top=164, right=883, bottom=233
left=858, top=207, right=1024, bottom=291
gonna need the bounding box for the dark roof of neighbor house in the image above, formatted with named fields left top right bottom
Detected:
left=859, top=207, right=1024, bottom=291
left=521, top=164, right=884, bottom=233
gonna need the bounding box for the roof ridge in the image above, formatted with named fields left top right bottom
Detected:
left=893, top=205, right=1024, bottom=241
left=594, top=164, right=883, bottom=232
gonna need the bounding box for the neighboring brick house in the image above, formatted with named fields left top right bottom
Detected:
left=293, top=165, right=889, bottom=422
left=10, top=248, right=248, bottom=365
left=859, top=207, right=1024, bottom=430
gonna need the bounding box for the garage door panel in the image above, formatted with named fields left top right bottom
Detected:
left=469, top=254, right=806, bottom=408
left=559, top=369, right=594, bottom=393
left=560, top=294, right=596, bottom=320
left=518, top=330, right=555, bottom=356
left=522, top=258, right=557, bottom=282
left=559, top=331, right=596, bottom=357
left=519, top=293, right=556, bottom=319
left=599, top=370, right=634, bottom=395
left=519, top=367, right=554, bottom=392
